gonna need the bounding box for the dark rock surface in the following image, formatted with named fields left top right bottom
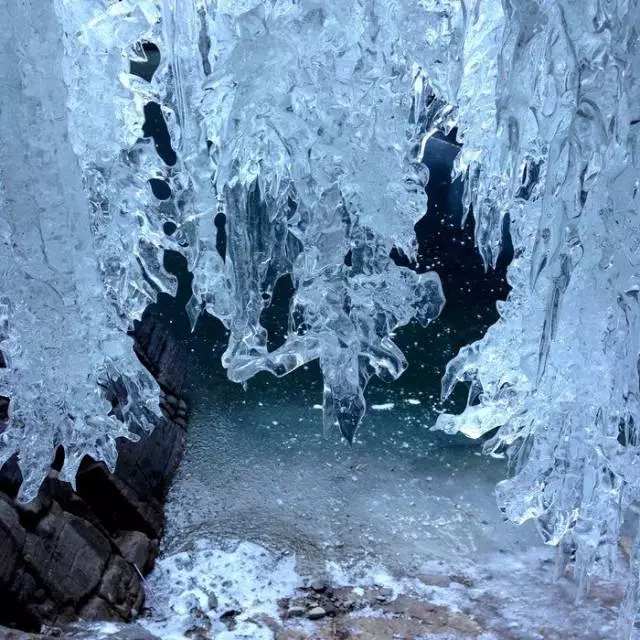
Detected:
left=0, top=308, right=188, bottom=632
left=0, top=627, right=58, bottom=640
left=0, top=623, right=162, bottom=640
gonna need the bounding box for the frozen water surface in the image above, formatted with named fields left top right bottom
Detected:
left=137, top=381, right=625, bottom=639
left=134, top=326, right=626, bottom=639
left=166, top=371, right=533, bottom=573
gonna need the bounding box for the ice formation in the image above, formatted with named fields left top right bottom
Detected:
left=0, top=0, right=160, bottom=501
left=0, top=0, right=445, bottom=498
left=432, top=0, right=640, bottom=630
left=2, top=0, right=640, bottom=630
left=55, top=0, right=448, bottom=445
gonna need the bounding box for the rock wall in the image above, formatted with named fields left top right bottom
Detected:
left=0, top=309, right=188, bottom=632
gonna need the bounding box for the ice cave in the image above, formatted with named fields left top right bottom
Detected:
left=1, top=0, right=639, bottom=638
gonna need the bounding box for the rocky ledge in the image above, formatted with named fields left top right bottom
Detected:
left=0, top=308, right=188, bottom=632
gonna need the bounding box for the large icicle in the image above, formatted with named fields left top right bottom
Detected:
left=432, top=0, right=640, bottom=630
left=0, top=0, right=159, bottom=501
left=155, top=0, right=447, bottom=440
left=1, top=0, right=447, bottom=499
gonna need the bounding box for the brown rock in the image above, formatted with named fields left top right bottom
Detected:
left=450, top=574, right=474, bottom=587
left=380, top=595, right=482, bottom=635
left=0, top=624, right=58, bottom=639
left=78, top=595, right=120, bottom=622
left=275, top=631, right=308, bottom=640
left=98, top=555, right=145, bottom=620
left=620, top=535, right=634, bottom=559
left=0, top=496, right=25, bottom=586
left=23, top=503, right=110, bottom=605
left=115, top=530, right=154, bottom=574
left=248, top=613, right=281, bottom=633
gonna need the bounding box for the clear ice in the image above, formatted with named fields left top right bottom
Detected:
left=433, top=0, right=640, bottom=629
left=0, top=0, right=160, bottom=502
left=1, top=0, right=640, bottom=631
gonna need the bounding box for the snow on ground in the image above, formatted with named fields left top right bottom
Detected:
left=139, top=539, right=300, bottom=639
left=131, top=534, right=623, bottom=640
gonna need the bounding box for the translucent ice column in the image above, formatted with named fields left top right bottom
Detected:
left=1, top=0, right=447, bottom=502
left=431, top=0, right=640, bottom=623
left=155, top=0, right=446, bottom=440
left=0, top=0, right=159, bottom=501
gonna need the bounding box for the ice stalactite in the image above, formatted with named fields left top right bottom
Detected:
left=431, top=0, right=640, bottom=631
left=4, top=0, right=640, bottom=629
left=1, top=0, right=446, bottom=497
left=0, top=0, right=160, bottom=501
left=146, top=0, right=447, bottom=440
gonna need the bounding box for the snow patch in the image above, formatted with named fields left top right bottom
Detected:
left=370, top=402, right=395, bottom=411
left=140, top=539, right=302, bottom=640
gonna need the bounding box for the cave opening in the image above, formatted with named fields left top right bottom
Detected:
left=133, top=105, right=527, bottom=588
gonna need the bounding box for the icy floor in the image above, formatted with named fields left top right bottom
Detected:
left=128, top=361, right=628, bottom=639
